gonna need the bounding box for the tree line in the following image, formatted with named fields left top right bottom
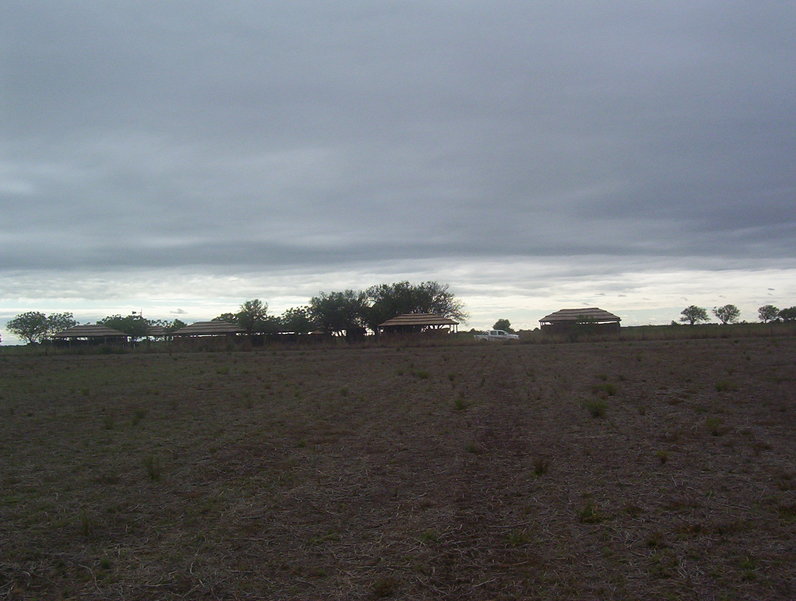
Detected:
left=4, top=311, right=188, bottom=344
left=679, top=304, right=796, bottom=325
left=5, top=281, right=467, bottom=343
left=215, top=281, right=467, bottom=337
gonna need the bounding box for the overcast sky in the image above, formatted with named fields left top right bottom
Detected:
left=2, top=1, right=795, bottom=342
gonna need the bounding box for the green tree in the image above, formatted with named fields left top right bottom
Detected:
left=309, top=290, right=368, bottom=336
left=364, top=281, right=467, bottom=331
left=45, top=312, right=77, bottom=337
left=492, top=319, right=513, bottom=332
left=7, top=311, right=49, bottom=344
left=778, top=307, right=796, bottom=321
left=148, top=318, right=187, bottom=334
left=236, top=299, right=269, bottom=334
left=679, top=305, right=709, bottom=325
left=758, top=305, right=779, bottom=323
left=167, top=318, right=187, bottom=333
left=98, top=314, right=150, bottom=339
left=280, top=306, right=315, bottom=334
left=214, top=300, right=279, bottom=334
left=213, top=313, right=238, bottom=323
left=713, top=304, right=740, bottom=325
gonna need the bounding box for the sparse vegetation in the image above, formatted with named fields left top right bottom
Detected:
left=591, top=381, right=618, bottom=396
left=583, top=399, right=608, bottom=418
left=578, top=501, right=605, bottom=524
left=418, top=529, right=439, bottom=544
left=706, top=416, right=728, bottom=436
left=0, top=336, right=793, bottom=600
left=506, top=528, right=533, bottom=546
left=131, top=408, right=148, bottom=426
left=372, top=577, right=399, bottom=598
left=715, top=380, right=738, bottom=392
left=532, top=456, right=550, bottom=476
left=143, top=454, right=161, bottom=481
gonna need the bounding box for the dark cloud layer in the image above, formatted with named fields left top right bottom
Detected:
left=2, top=1, right=795, bottom=281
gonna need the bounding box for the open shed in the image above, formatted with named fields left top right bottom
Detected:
left=172, top=321, right=245, bottom=337
left=51, top=324, right=129, bottom=344
left=146, top=325, right=168, bottom=338
left=539, top=307, right=621, bottom=333
left=377, top=313, right=459, bottom=335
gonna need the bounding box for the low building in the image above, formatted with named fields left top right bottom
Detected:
left=377, top=313, right=459, bottom=335
left=172, top=321, right=244, bottom=337
left=51, top=324, right=129, bottom=344
left=539, top=307, right=621, bottom=334
left=146, top=325, right=169, bottom=338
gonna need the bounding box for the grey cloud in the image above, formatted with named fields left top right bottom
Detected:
left=2, top=0, right=795, bottom=286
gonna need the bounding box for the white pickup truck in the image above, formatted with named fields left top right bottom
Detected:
left=473, top=329, right=520, bottom=341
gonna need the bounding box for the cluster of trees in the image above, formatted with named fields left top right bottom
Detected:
left=493, top=319, right=513, bottom=332
left=6, top=312, right=79, bottom=344
left=679, top=304, right=796, bottom=325
left=5, top=311, right=187, bottom=344
left=98, top=314, right=187, bottom=338
left=215, top=281, right=467, bottom=337
left=5, top=281, right=466, bottom=344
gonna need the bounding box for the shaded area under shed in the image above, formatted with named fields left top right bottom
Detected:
left=377, top=313, right=459, bottom=335
left=172, top=321, right=245, bottom=336
left=539, top=307, right=621, bottom=334
left=51, top=324, right=129, bottom=344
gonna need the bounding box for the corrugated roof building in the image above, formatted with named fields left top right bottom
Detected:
left=146, top=325, right=169, bottom=337
left=172, top=321, right=245, bottom=336
left=51, top=324, right=128, bottom=341
left=539, top=307, right=621, bottom=333
left=378, top=313, right=459, bottom=335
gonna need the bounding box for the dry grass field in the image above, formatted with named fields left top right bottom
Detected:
left=1, top=336, right=794, bottom=600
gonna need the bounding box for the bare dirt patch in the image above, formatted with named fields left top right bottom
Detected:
left=1, top=337, right=794, bottom=600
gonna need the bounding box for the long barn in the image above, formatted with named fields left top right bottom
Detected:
left=539, top=307, right=621, bottom=333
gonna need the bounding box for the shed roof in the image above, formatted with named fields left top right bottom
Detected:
left=172, top=321, right=244, bottom=335
left=539, top=308, right=621, bottom=324
left=379, top=313, right=459, bottom=327
left=52, top=324, right=128, bottom=338
left=146, top=326, right=168, bottom=337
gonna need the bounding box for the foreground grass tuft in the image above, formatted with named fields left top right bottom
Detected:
left=372, top=577, right=399, bottom=598
left=143, top=455, right=162, bottom=481
left=715, top=380, right=738, bottom=392
left=533, top=456, right=550, bottom=476
left=583, top=399, right=607, bottom=418
left=578, top=501, right=605, bottom=524
left=592, top=382, right=618, bottom=396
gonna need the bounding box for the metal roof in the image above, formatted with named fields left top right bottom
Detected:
left=539, top=308, right=621, bottom=324
left=379, top=313, right=459, bottom=327
left=51, top=324, right=128, bottom=338
left=172, top=321, right=244, bottom=335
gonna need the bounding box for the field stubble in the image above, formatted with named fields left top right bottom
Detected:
left=0, top=337, right=794, bottom=600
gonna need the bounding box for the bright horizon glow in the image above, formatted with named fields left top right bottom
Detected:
left=2, top=264, right=793, bottom=345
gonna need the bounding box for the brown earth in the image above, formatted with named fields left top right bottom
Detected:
left=0, top=336, right=794, bottom=600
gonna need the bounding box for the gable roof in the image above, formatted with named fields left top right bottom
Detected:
left=379, top=313, right=459, bottom=327
left=539, top=308, right=621, bottom=324
left=51, top=324, right=128, bottom=338
left=146, top=325, right=169, bottom=337
left=172, top=321, right=244, bottom=335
